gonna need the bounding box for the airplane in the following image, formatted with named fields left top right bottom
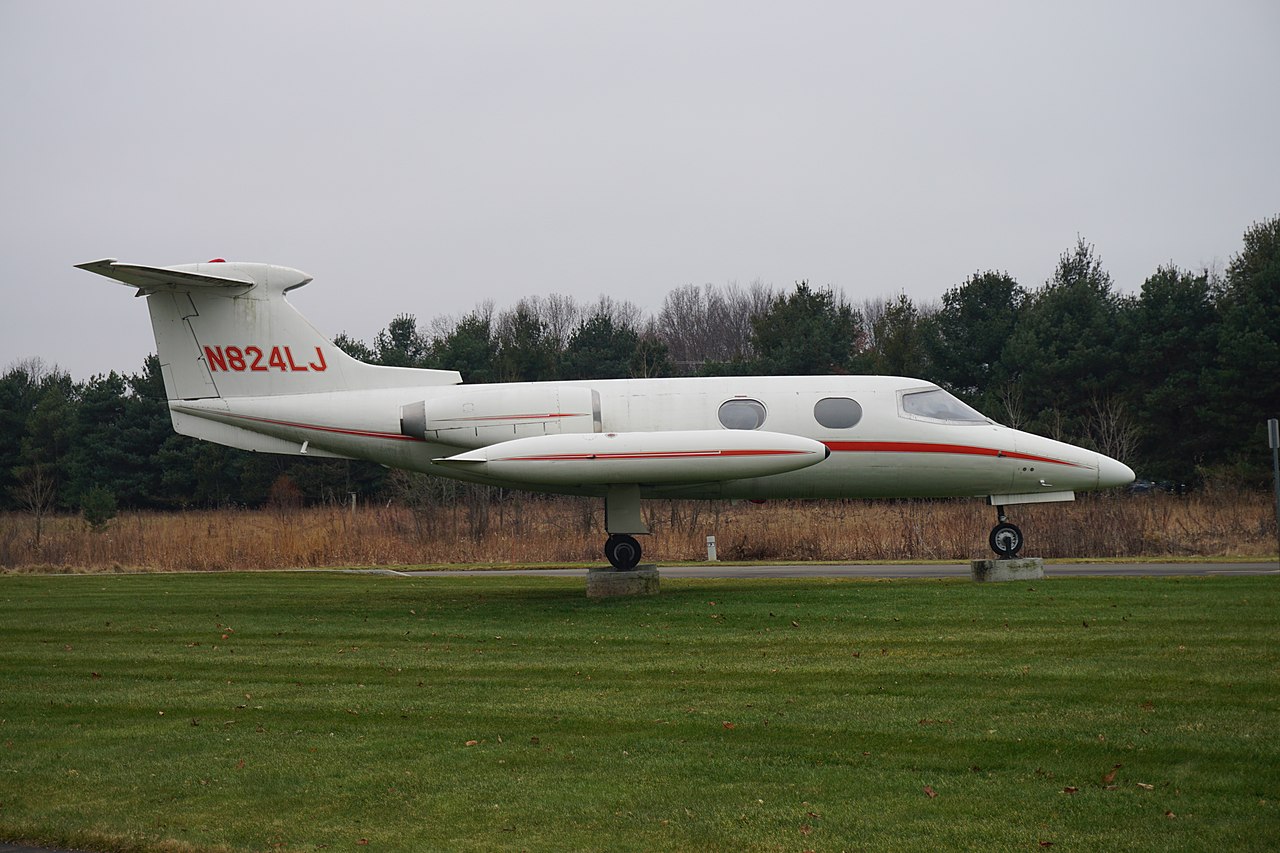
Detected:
left=76, top=258, right=1136, bottom=569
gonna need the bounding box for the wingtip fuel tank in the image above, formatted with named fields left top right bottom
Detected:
left=434, top=429, right=829, bottom=485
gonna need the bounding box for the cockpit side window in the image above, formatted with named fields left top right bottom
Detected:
left=900, top=388, right=990, bottom=424
left=718, top=398, right=767, bottom=430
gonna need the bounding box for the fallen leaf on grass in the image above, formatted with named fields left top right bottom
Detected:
left=1165, top=810, right=1176, bottom=819
left=1038, top=842, right=1054, bottom=848
left=722, top=722, right=736, bottom=730
left=1103, top=765, right=1121, bottom=785
left=799, top=824, right=812, bottom=836
left=465, top=740, right=479, bottom=747
left=1062, top=787, right=1079, bottom=794
left=923, top=785, right=938, bottom=799
left=1137, top=782, right=1154, bottom=790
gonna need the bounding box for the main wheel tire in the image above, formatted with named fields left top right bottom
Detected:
left=604, top=534, right=642, bottom=570
left=989, top=522, right=1024, bottom=558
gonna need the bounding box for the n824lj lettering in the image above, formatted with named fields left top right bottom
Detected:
left=204, top=345, right=328, bottom=373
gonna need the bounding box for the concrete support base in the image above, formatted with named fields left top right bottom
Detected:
left=586, top=565, right=660, bottom=598
left=971, top=557, right=1045, bottom=582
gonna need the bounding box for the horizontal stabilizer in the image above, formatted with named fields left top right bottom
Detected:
left=75, top=258, right=257, bottom=292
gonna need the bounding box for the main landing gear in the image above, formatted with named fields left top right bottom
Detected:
left=988, top=505, right=1024, bottom=558
left=605, top=534, right=643, bottom=570
left=603, top=485, right=649, bottom=570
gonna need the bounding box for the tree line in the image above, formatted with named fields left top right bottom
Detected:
left=3, top=215, right=1277, bottom=520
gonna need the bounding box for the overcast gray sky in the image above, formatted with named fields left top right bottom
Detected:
left=2, top=0, right=1277, bottom=380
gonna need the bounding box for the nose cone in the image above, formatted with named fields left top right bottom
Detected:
left=1096, top=454, right=1136, bottom=489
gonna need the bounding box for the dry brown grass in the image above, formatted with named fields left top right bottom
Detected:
left=1, top=490, right=1274, bottom=572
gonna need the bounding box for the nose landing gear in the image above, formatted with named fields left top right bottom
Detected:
left=989, top=505, right=1024, bottom=558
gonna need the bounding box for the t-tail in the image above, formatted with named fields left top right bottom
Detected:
left=76, top=259, right=460, bottom=457
left=75, top=259, right=460, bottom=400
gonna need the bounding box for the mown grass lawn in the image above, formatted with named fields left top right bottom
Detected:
left=0, top=572, right=1276, bottom=852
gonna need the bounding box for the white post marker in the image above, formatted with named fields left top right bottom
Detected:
left=706, top=535, right=718, bottom=562
left=1269, top=418, right=1279, bottom=567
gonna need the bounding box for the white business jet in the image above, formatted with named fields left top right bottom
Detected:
left=77, top=259, right=1135, bottom=568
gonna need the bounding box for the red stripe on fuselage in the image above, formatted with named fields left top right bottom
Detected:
left=199, top=414, right=1080, bottom=470
left=823, top=440, right=1087, bottom=468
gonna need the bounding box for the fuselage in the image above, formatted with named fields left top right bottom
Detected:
left=170, top=373, right=1133, bottom=501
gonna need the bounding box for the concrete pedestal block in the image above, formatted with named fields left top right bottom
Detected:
left=971, top=557, right=1045, bottom=582
left=586, top=565, right=660, bottom=598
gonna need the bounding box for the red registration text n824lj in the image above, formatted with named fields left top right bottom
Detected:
left=203, top=345, right=328, bottom=373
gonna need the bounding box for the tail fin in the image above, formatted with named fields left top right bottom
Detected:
left=76, top=259, right=461, bottom=400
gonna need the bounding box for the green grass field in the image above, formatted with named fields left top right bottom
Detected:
left=1, top=572, right=1277, bottom=852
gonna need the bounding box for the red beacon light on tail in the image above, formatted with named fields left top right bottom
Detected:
left=207, top=258, right=226, bottom=263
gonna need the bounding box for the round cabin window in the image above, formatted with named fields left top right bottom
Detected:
left=718, top=398, right=767, bottom=430
left=813, top=397, right=862, bottom=429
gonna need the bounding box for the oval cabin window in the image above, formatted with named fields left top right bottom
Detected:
left=813, top=397, right=862, bottom=429
left=718, top=398, right=767, bottom=430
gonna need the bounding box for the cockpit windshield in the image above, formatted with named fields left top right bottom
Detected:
left=900, top=388, right=992, bottom=424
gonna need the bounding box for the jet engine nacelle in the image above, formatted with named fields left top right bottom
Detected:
left=433, top=429, right=830, bottom=485
left=401, top=385, right=600, bottom=448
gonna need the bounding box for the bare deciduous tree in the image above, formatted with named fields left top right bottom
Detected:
left=12, top=463, right=56, bottom=547
left=654, top=279, right=774, bottom=371
left=997, top=381, right=1026, bottom=429
left=1087, top=395, right=1139, bottom=464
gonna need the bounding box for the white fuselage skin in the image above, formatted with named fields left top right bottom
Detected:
left=170, top=374, right=1134, bottom=501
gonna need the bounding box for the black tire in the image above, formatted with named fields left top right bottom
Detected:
left=989, top=522, right=1024, bottom=558
left=605, top=534, right=642, bottom=570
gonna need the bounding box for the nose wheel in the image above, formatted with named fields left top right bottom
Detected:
left=605, top=534, right=643, bottom=570
left=988, top=505, right=1024, bottom=558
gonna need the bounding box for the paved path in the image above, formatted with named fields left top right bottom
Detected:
left=369, top=561, right=1278, bottom=579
